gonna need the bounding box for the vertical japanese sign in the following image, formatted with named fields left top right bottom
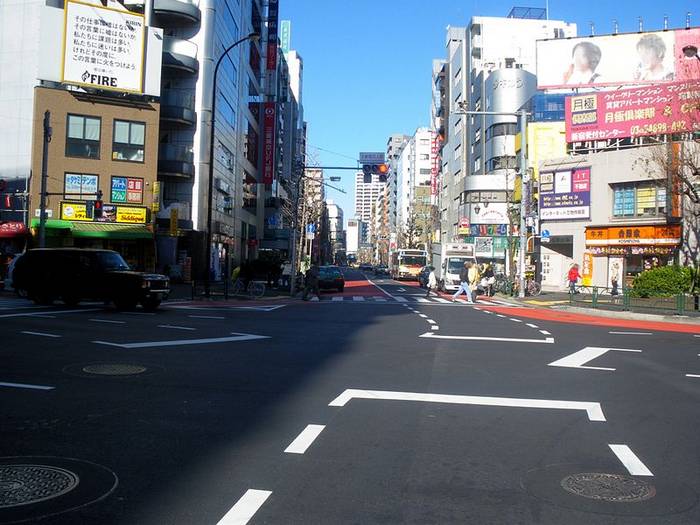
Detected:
left=581, top=251, right=593, bottom=286
left=430, top=132, right=440, bottom=197
left=280, top=20, right=291, bottom=54
left=62, top=0, right=145, bottom=94
left=262, top=102, right=276, bottom=185
left=266, top=0, right=279, bottom=71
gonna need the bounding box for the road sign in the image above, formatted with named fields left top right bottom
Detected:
left=541, top=229, right=550, bottom=243
left=359, top=152, right=385, bottom=164
left=306, top=223, right=316, bottom=234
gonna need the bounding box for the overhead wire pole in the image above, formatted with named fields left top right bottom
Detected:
left=454, top=107, right=530, bottom=298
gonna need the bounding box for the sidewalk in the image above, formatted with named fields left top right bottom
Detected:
left=498, top=290, right=700, bottom=326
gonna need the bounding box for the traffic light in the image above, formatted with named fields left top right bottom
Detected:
left=94, top=189, right=104, bottom=218
left=361, top=163, right=389, bottom=183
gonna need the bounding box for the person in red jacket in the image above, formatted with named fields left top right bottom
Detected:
left=567, top=263, right=580, bottom=294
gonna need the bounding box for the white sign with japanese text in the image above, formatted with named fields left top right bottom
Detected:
left=62, top=0, right=145, bottom=94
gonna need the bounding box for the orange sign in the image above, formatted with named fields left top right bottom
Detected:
left=585, top=225, right=681, bottom=246
left=581, top=251, right=593, bottom=286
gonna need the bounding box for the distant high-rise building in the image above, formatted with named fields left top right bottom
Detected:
left=354, top=172, right=385, bottom=224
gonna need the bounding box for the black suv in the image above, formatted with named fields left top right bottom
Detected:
left=12, top=248, right=169, bottom=310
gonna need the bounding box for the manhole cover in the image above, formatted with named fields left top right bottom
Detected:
left=82, top=364, right=147, bottom=376
left=561, top=473, right=656, bottom=503
left=0, top=465, right=79, bottom=508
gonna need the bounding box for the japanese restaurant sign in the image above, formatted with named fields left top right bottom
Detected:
left=62, top=0, right=145, bottom=94
left=566, top=81, right=700, bottom=142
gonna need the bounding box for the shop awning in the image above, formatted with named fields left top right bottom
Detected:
left=70, top=222, right=153, bottom=239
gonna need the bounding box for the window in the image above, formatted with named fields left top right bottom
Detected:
left=486, top=156, right=517, bottom=172
left=419, top=154, right=429, bottom=160
left=612, top=183, right=667, bottom=218
left=66, top=114, right=101, bottom=159
left=113, top=120, right=145, bottom=162
left=486, top=122, right=517, bottom=140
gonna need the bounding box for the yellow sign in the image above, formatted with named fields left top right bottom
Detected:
left=116, top=206, right=147, bottom=224
left=582, top=251, right=593, bottom=286
left=169, top=208, right=178, bottom=236
left=152, top=182, right=161, bottom=213
left=60, top=202, right=91, bottom=221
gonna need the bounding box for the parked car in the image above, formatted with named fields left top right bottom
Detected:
left=318, top=265, right=345, bottom=292
left=12, top=248, right=169, bottom=310
left=418, top=266, right=431, bottom=288
left=359, top=263, right=373, bottom=272
left=375, top=265, right=389, bottom=276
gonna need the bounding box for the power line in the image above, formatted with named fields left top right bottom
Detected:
left=306, top=144, right=359, bottom=163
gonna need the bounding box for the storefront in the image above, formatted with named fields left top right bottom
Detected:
left=585, top=224, right=681, bottom=287
left=0, top=221, right=29, bottom=281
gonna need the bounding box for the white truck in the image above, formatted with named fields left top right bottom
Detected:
left=431, top=243, right=477, bottom=292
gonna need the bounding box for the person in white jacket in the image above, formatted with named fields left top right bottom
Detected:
left=425, top=266, right=439, bottom=297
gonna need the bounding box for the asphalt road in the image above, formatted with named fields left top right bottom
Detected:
left=1, top=268, right=699, bottom=524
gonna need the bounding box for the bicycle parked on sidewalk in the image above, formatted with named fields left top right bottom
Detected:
left=232, top=278, right=266, bottom=299
left=493, top=273, right=541, bottom=297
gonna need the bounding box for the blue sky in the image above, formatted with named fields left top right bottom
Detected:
left=278, top=0, right=696, bottom=225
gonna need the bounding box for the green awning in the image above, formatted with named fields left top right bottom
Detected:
left=71, top=222, right=153, bottom=239
left=30, top=218, right=74, bottom=230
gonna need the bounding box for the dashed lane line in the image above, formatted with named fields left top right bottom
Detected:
left=609, top=444, right=653, bottom=476
left=157, top=324, right=196, bottom=331
left=284, top=424, right=326, bottom=454
left=510, top=318, right=523, bottom=323
left=420, top=332, right=554, bottom=344
left=217, top=489, right=272, bottom=525
left=21, top=331, right=61, bottom=338
left=686, top=374, right=700, bottom=378
left=539, top=330, right=551, bottom=335
left=526, top=323, right=539, bottom=329
left=90, top=318, right=126, bottom=324
left=0, top=381, right=55, bottom=391
left=609, top=331, right=653, bottom=335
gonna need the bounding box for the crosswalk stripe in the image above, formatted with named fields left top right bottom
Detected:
left=415, top=298, right=430, bottom=303
left=331, top=296, right=343, bottom=302
left=373, top=297, right=387, bottom=302
left=432, top=297, right=450, bottom=303
left=393, top=297, right=407, bottom=302
left=352, top=296, right=365, bottom=302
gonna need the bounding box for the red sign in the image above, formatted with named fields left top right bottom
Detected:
left=266, top=0, right=279, bottom=71
left=566, top=80, right=700, bottom=142
left=430, top=132, right=440, bottom=197
left=0, top=221, right=28, bottom=238
left=262, top=102, right=276, bottom=185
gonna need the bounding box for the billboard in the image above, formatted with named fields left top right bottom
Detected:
left=262, top=102, right=276, bottom=185
left=266, top=0, right=279, bottom=71
left=430, top=132, right=440, bottom=197
left=536, top=28, right=700, bottom=90
left=62, top=0, right=146, bottom=94
left=539, top=168, right=591, bottom=221
left=565, top=81, right=700, bottom=142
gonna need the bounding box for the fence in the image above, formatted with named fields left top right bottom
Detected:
left=569, top=286, right=700, bottom=315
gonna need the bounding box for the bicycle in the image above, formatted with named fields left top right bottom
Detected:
left=232, top=279, right=266, bottom=299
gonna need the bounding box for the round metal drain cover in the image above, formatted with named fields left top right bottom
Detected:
left=82, top=364, right=147, bottom=376
left=561, top=472, right=655, bottom=503
left=0, top=465, right=79, bottom=508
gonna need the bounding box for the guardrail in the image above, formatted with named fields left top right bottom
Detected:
left=569, top=286, right=700, bottom=315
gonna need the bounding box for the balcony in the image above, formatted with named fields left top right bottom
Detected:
left=158, top=143, right=194, bottom=179
left=160, top=88, right=196, bottom=128
left=162, top=37, right=199, bottom=75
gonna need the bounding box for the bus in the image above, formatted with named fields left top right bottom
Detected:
left=390, top=249, right=428, bottom=280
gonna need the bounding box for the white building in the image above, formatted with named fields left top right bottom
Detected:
left=346, top=218, right=362, bottom=256
left=396, top=128, right=434, bottom=231
left=354, top=172, right=385, bottom=224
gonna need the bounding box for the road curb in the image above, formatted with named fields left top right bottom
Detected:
left=550, top=305, right=700, bottom=326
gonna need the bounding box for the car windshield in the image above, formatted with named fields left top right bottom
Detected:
left=447, top=258, right=468, bottom=273
left=400, top=256, right=426, bottom=266
left=97, top=252, right=130, bottom=271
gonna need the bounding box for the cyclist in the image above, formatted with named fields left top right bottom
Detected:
left=567, top=263, right=580, bottom=294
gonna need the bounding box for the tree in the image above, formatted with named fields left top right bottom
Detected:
left=399, top=211, right=423, bottom=249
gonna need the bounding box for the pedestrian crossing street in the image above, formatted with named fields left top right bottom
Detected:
left=324, top=295, right=514, bottom=306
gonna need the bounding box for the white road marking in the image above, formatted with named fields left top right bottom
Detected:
left=540, top=330, right=551, bottom=335
left=609, top=444, right=653, bottom=476
left=284, top=424, right=325, bottom=454
left=0, top=381, right=55, bottom=391
left=526, top=323, right=539, bottom=329
left=420, top=332, right=554, bottom=344
left=427, top=319, right=436, bottom=324
left=188, top=315, right=225, bottom=320
left=365, top=278, right=396, bottom=299
left=415, top=297, right=430, bottom=303
left=686, top=374, right=700, bottom=378
left=474, top=307, right=481, bottom=311
left=122, top=311, right=156, bottom=316
left=93, top=332, right=269, bottom=349
left=328, top=388, right=605, bottom=422
left=695, top=335, right=700, bottom=338
left=90, top=318, right=126, bottom=324
left=432, top=297, right=450, bottom=303
left=608, top=331, right=653, bottom=335
left=32, top=314, right=56, bottom=319
left=217, top=489, right=272, bottom=525
left=0, top=308, right=100, bottom=318
left=352, top=296, right=365, bottom=302
left=21, top=331, right=61, bottom=338
left=169, top=305, right=286, bottom=312
left=484, top=310, right=494, bottom=314
left=393, top=296, right=407, bottom=303
left=430, top=326, right=439, bottom=330
left=397, top=288, right=406, bottom=292
left=331, top=296, right=343, bottom=302
left=548, top=346, right=641, bottom=372
left=157, top=324, right=196, bottom=331
left=418, top=314, right=428, bottom=318
left=510, top=318, right=523, bottom=323
left=373, top=296, right=387, bottom=302
left=496, top=314, right=507, bottom=318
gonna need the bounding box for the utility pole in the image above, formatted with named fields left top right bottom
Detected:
left=38, top=111, right=52, bottom=248
left=517, top=108, right=528, bottom=299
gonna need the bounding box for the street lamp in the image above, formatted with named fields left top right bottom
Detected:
left=204, top=32, right=260, bottom=296
left=454, top=104, right=530, bottom=298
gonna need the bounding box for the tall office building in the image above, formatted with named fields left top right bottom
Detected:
left=354, top=172, right=385, bottom=224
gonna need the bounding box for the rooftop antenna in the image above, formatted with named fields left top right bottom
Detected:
left=589, top=21, right=595, bottom=36
left=663, top=15, right=669, bottom=30
left=638, top=17, right=643, bottom=32
left=613, top=19, right=619, bottom=34
left=686, top=12, right=692, bottom=29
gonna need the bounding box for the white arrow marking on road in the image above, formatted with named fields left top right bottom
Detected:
left=397, top=288, right=406, bottom=292
left=609, top=444, right=653, bottom=476
left=284, top=424, right=326, bottom=454
left=431, top=326, right=439, bottom=330
left=328, top=389, right=605, bottom=421
left=217, top=489, right=272, bottom=525
left=420, top=332, right=554, bottom=344
left=548, top=346, right=641, bottom=372
left=93, top=332, right=268, bottom=349
left=21, top=331, right=61, bottom=338
left=0, top=381, right=55, bottom=391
